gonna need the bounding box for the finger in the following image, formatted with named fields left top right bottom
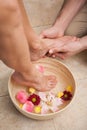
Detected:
left=49, top=49, right=54, bottom=54
left=52, top=52, right=68, bottom=59
left=59, top=36, right=73, bottom=42
left=49, top=48, right=59, bottom=54
left=39, top=33, right=45, bottom=39
left=52, top=54, right=56, bottom=58
left=49, top=46, right=67, bottom=55
left=71, top=36, right=78, bottom=42
left=50, top=53, right=61, bottom=58
left=73, top=37, right=80, bottom=41
left=56, top=53, right=65, bottom=59
left=52, top=53, right=59, bottom=58
left=46, top=51, right=52, bottom=57
left=77, top=38, right=80, bottom=41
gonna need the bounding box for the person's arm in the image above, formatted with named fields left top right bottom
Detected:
left=0, top=1, right=57, bottom=91
left=54, top=0, right=87, bottom=32
left=41, top=0, right=87, bottom=38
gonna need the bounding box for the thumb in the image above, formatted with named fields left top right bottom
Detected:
left=49, top=46, right=67, bottom=54
left=49, top=49, right=58, bottom=54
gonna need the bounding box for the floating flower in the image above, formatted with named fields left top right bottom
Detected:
left=19, top=104, right=23, bottom=109
left=49, top=97, right=63, bottom=112
left=28, top=94, right=41, bottom=105
left=28, top=87, right=36, bottom=94
left=22, top=101, right=34, bottom=112
left=61, top=91, right=72, bottom=101
left=66, top=86, right=73, bottom=92
left=57, top=92, right=64, bottom=98
left=47, top=92, right=55, bottom=102
left=46, top=101, right=52, bottom=106
left=36, top=65, right=45, bottom=73
left=34, top=106, right=41, bottom=114
left=40, top=92, right=63, bottom=114
left=38, top=92, right=47, bottom=102
left=41, top=102, right=49, bottom=114
left=16, top=90, right=28, bottom=104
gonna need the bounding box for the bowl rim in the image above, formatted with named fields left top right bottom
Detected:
left=8, top=58, right=76, bottom=118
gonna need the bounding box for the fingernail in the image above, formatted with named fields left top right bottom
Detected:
left=49, top=50, right=53, bottom=54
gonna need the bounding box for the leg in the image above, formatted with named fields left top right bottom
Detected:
left=17, top=0, right=58, bottom=61
left=0, top=0, right=57, bottom=91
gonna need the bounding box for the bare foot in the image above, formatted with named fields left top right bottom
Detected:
left=29, top=35, right=78, bottom=61
left=11, top=64, right=57, bottom=91
left=26, top=28, right=64, bottom=61
left=28, top=36, right=56, bottom=61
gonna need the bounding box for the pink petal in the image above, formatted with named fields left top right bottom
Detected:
left=38, top=92, right=47, bottom=102
left=22, top=101, right=34, bottom=112
left=36, top=65, right=45, bottom=73
left=16, top=90, right=28, bottom=104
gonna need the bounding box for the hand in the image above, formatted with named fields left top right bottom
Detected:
left=40, top=25, right=64, bottom=39
left=48, top=37, right=84, bottom=59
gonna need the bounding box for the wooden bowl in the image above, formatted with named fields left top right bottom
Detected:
left=8, top=58, right=76, bottom=120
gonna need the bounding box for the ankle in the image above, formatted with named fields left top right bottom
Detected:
left=19, top=66, right=34, bottom=80
left=29, top=38, right=42, bottom=51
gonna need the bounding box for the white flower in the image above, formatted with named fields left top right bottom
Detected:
left=40, top=92, right=63, bottom=114
left=49, top=98, right=63, bottom=112
left=40, top=101, right=49, bottom=114
left=47, top=92, right=55, bottom=102
left=38, top=92, right=47, bottom=102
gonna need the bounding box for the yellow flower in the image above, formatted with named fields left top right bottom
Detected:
left=57, top=92, right=63, bottom=98
left=28, top=87, right=36, bottom=94
left=34, top=106, right=41, bottom=114
left=46, top=101, right=52, bottom=106
left=66, top=86, right=72, bottom=92
left=19, top=104, right=23, bottom=109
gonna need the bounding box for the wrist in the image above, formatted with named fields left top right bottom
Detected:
left=53, top=15, right=69, bottom=34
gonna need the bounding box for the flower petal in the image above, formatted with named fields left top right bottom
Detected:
left=66, top=86, right=73, bottom=92
left=16, top=90, right=28, bottom=104
left=34, top=106, right=41, bottom=114
left=38, top=92, right=47, bottom=102
left=28, top=94, right=41, bottom=105
left=28, top=87, right=36, bottom=94
left=41, top=102, right=49, bottom=114
left=22, top=101, right=34, bottom=112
